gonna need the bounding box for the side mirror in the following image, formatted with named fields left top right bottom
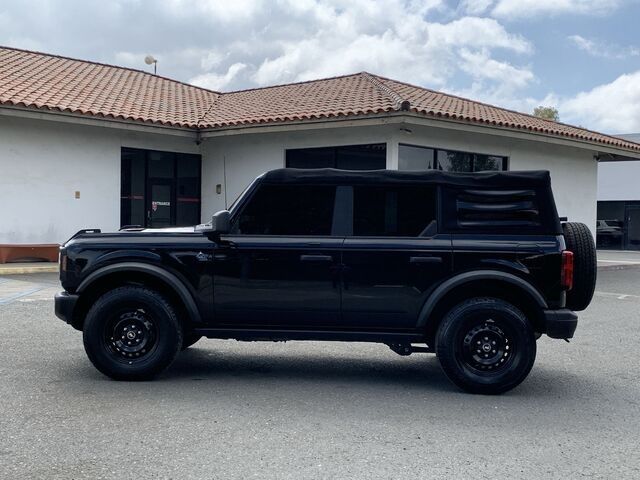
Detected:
left=196, top=210, right=231, bottom=235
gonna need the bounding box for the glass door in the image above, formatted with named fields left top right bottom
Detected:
left=147, top=180, right=174, bottom=228
left=121, top=147, right=201, bottom=229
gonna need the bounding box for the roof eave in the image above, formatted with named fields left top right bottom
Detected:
left=0, top=104, right=198, bottom=137
left=199, top=111, right=640, bottom=160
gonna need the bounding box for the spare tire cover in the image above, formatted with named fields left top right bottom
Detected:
left=562, top=222, right=597, bottom=311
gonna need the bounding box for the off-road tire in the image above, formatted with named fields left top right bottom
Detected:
left=436, top=297, right=537, bottom=395
left=562, top=222, right=597, bottom=311
left=83, top=286, right=183, bottom=380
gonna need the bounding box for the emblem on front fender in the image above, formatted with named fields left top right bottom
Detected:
left=196, top=251, right=212, bottom=262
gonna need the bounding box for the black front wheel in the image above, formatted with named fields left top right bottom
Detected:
left=436, top=298, right=536, bottom=395
left=83, top=286, right=183, bottom=380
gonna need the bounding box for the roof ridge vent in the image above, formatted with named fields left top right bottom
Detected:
left=363, top=73, right=410, bottom=111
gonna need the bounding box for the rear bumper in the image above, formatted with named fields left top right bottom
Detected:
left=543, top=309, right=578, bottom=339
left=54, top=291, right=79, bottom=328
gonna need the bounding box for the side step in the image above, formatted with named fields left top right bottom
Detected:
left=193, top=327, right=425, bottom=344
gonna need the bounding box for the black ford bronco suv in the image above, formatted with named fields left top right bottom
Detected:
left=55, top=168, right=597, bottom=394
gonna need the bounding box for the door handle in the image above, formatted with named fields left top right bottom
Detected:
left=300, top=254, right=333, bottom=262
left=409, top=256, right=442, bottom=264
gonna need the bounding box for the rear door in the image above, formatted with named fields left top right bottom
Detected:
left=213, top=183, right=344, bottom=328
left=341, top=184, right=452, bottom=329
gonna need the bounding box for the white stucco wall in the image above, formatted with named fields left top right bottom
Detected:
left=0, top=113, right=599, bottom=245
left=0, top=115, right=198, bottom=244
left=200, top=124, right=399, bottom=215
left=201, top=122, right=598, bottom=233
left=597, top=161, right=640, bottom=201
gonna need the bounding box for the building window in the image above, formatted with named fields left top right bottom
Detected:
left=286, top=143, right=386, bottom=170
left=399, top=144, right=507, bottom=172
left=120, top=147, right=201, bottom=228
left=597, top=200, right=640, bottom=250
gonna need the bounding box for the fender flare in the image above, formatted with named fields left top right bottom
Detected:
left=77, top=262, right=202, bottom=323
left=417, top=270, right=548, bottom=328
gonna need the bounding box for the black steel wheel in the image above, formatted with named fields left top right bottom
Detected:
left=83, top=286, right=183, bottom=380
left=105, top=309, right=158, bottom=362
left=436, top=297, right=536, bottom=395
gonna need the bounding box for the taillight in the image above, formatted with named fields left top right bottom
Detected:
left=561, top=250, right=574, bottom=290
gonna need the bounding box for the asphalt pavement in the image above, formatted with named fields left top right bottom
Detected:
left=0, top=270, right=639, bottom=479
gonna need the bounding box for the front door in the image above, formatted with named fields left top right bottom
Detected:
left=147, top=180, right=174, bottom=228
left=213, top=183, right=343, bottom=328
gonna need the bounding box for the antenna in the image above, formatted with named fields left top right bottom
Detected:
left=144, top=55, right=157, bottom=74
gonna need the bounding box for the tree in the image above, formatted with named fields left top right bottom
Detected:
left=533, top=106, right=559, bottom=121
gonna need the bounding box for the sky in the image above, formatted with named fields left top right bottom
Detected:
left=1, top=0, right=639, bottom=134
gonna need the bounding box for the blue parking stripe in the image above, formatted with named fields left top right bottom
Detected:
left=0, top=286, right=46, bottom=305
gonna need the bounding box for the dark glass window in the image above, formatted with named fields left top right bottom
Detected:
left=597, top=201, right=627, bottom=250
left=286, top=144, right=386, bottom=170
left=121, top=149, right=146, bottom=227
left=398, top=145, right=435, bottom=170
left=176, top=153, right=202, bottom=227
left=399, top=144, right=507, bottom=172
left=121, top=148, right=201, bottom=228
left=148, top=151, right=174, bottom=178
left=353, top=186, right=436, bottom=237
left=437, top=150, right=473, bottom=172
left=235, top=185, right=336, bottom=236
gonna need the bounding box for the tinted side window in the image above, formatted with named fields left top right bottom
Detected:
left=235, top=185, right=336, bottom=235
left=353, top=186, right=436, bottom=237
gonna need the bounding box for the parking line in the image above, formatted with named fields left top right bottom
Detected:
left=0, top=287, right=46, bottom=305
left=595, top=290, right=640, bottom=300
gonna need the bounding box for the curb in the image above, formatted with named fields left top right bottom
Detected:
left=597, top=263, right=640, bottom=272
left=0, top=264, right=59, bottom=275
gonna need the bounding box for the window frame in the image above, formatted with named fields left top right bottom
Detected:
left=398, top=143, right=509, bottom=172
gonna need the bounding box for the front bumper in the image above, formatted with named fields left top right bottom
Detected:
left=543, top=309, right=578, bottom=339
left=54, top=291, right=79, bottom=328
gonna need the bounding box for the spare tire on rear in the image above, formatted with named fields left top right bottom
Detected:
left=562, top=222, right=597, bottom=311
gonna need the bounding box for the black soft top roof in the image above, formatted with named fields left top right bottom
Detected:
left=262, top=168, right=552, bottom=188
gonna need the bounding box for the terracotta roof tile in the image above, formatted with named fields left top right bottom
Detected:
left=1, top=46, right=639, bottom=153
left=0, top=46, right=219, bottom=127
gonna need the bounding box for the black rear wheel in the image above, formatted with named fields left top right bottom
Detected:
left=83, top=286, right=183, bottom=380
left=436, top=297, right=536, bottom=395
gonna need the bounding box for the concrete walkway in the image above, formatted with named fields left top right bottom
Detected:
left=0, top=262, right=58, bottom=275
left=597, top=250, right=640, bottom=270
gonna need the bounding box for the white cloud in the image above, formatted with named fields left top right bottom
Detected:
left=191, top=63, right=247, bottom=91
left=557, top=71, right=640, bottom=133
left=0, top=0, right=534, bottom=97
left=460, top=0, right=495, bottom=15
left=492, top=0, right=622, bottom=19
left=457, top=48, right=534, bottom=90
left=248, top=5, right=533, bottom=93
left=568, top=34, right=640, bottom=59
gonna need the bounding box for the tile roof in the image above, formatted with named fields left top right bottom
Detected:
left=0, top=46, right=219, bottom=128
left=1, top=45, right=639, bottom=153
